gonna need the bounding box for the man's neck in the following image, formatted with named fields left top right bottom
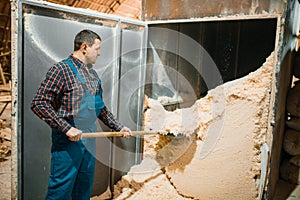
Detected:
left=72, top=51, right=87, bottom=64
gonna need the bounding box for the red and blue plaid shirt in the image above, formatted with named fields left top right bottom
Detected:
left=31, top=55, right=124, bottom=133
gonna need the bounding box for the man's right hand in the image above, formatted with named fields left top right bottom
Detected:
left=66, top=127, right=82, bottom=141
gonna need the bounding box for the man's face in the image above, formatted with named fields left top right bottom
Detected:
left=85, top=39, right=101, bottom=65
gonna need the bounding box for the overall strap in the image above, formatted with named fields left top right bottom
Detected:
left=64, top=59, right=87, bottom=86
left=64, top=59, right=102, bottom=93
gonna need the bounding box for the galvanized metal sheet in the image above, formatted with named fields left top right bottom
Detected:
left=23, top=12, right=119, bottom=200
left=111, top=25, right=147, bottom=184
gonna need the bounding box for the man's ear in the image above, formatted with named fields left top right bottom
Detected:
left=81, top=43, right=87, bottom=55
left=81, top=43, right=88, bottom=50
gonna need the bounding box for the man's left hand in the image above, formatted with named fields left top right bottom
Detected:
left=120, top=127, right=131, bottom=138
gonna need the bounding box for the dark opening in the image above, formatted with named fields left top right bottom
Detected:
left=146, top=18, right=277, bottom=109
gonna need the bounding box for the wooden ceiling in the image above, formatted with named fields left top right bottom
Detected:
left=46, top=0, right=141, bottom=19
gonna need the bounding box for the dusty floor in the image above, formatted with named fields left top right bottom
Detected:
left=0, top=156, right=11, bottom=200
left=0, top=101, right=12, bottom=200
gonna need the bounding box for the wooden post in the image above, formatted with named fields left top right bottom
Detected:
left=0, top=63, right=7, bottom=85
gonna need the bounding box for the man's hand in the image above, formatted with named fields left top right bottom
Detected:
left=120, top=127, right=131, bottom=138
left=66, top=127, right=82, bottom=141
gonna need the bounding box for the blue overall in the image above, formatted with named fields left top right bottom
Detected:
left=46, top=59, right=104, bottom=200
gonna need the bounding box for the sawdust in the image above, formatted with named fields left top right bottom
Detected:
left=113, top=52, right=274, bottom=199
left=112, top=158, right=192, bottom=200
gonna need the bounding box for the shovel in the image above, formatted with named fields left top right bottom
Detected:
left=81, top=131, right=181, bottom=138
left=81, top=131, right=157, bottom=138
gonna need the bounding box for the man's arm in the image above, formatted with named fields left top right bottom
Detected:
left=98, top=107, right=131, bottom=138
left=31, top=64, right=72, bottom=134
left=98, top=106, right=124, bottom=131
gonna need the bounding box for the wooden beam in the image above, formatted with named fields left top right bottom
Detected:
left=0, top=51, right=11, bottom=57
left=0, top=63, right=6, bottom=85
left=0, top=13, right=10, bottom=17
left=45, top=0, right=68, bottom=5
left=0, top=95, right=11, bottom=102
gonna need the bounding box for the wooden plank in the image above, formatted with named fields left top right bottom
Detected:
left=0, top=51, right=11, bottom=57
left=0, top=95, right=10, bottom=102
left=1, top=140, right=11, bottom=148
left=0, top=63, right=6, bottom=85
left=0, top=128, right=11, bottom=141
left=0, top=84, right=11, bottom=92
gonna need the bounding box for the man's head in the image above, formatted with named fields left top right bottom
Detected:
left=74, top=29, right=102, bottom=65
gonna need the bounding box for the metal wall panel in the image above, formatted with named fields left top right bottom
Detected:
left=19, top=1, right=147, bottom=199
left=111, top=24, right=147, bottom=184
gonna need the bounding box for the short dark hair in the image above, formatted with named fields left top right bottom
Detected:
left=74, top=29, right=102, bottom=51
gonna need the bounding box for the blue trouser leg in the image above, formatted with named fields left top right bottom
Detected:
left=72, top=149, right=95, bottom=200
left=46, top=141, right=95, bottom=200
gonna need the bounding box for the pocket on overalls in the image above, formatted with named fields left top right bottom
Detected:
left=87, top=94, right=104, bottom=117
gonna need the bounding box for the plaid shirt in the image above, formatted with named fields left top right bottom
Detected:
left=31, top=55, right=124, bottom=133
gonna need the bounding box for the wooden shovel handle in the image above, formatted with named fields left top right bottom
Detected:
left=81, top=131, right=157, bottom=138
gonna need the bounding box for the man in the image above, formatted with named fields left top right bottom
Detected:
left=31, top=29, right=131, bottom=200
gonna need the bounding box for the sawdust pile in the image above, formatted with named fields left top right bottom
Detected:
left=93, top=52, right=275, bottom=200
